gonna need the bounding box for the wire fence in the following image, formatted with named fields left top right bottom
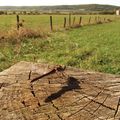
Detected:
left=0, top=14, right=119, bottom=32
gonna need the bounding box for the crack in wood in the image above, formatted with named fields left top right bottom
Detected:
left=45, top=113, right=51, bottom=120
left=57, top=114, right=63, bottom=120
left=0, top=83, right=10, bottom=89
left=67, top=90, right=103, bottom=118
left=114, top=97, right=120, bottom=118
left=83, top=109, right=104, bottom=120
left=50, top=100, right=63, bottom=120
left=92, top=95, right=109, bottom=114
left=51, top=101, right=59, bottom=110
left=30, top=84, right=41, bottom=107
left=90, top=99, right=115, bottom=111
left=66, top=96, right=86, bottom=107
left=21, top=100, right=27, bottom=107
left=80, top=91, right=115, bottom=111
left=28, top=70, right=32, bottom=80
left=30, top=84, right=36, bottom=97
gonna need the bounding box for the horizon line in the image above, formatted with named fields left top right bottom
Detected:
left=0, top=3, right=120, bottom=7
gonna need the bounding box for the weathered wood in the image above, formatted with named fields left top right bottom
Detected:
left=97, top=16, right=103, bottom=24
left=88, top=17, right=91, bottom=24
left=95, top=16, right=97, bottom=23
left=69, top=13, right=71, bottom=27
left=0, top=61, right=120, bottom=120
left=114, top=98, right=120, bottom=118
left=79, top=16, right=82, bottom=26
left=50, top=16, right=53, bottom=31
left=72, top=16, right=76, bottom=26
left=63, top=17, right=66, bottom=28
left=16, top=15, right=20, bottom=30
left=98, top=16, right=101, bottom=23
left=104, top=18, right=106, bottom=22
left=97, top=16, right=99, bottom=23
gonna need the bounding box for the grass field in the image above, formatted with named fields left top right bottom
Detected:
left=0, top=15, right=120, bottom=75
left=0, top=15, right=118, bottom=31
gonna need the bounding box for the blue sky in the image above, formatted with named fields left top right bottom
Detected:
left=0, top=0, right=120, bottom=6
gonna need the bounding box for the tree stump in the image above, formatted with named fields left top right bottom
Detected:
left=0, top=61, right=120, bottom=120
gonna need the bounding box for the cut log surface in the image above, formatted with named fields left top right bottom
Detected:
left=0, top=61, right=120, bottom=120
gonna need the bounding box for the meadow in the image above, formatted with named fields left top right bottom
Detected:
left=0, top=14, right=120, bottom=75
left=0, top=14, right=118, bottom=30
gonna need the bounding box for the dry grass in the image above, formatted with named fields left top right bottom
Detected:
left=0, top=27, right=49, bottom=44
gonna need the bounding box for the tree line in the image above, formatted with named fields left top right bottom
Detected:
left=0, top=10, right=116, bottom=15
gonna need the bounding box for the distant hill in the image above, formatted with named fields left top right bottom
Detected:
left=0, top=4, right=120, bottom=14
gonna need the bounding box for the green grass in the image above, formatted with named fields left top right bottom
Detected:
left=0, top=15, right=118, bottom=31
left=0, top=17, right=120, bottom=75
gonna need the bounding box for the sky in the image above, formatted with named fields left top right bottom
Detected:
left=0, top=0, right=120, bottom=6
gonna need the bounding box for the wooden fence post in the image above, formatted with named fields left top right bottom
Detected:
left=98, top=16, right=100, bottom=23
left=104, top=18, right=106, bottom=22
left=69, top=13, right=71, bottom=27
left=73, top=16, right=76, bottom=26
left=88, top=17, right=91, bottom=24
left=50, top=16, right=53, bottom=31
left=79, top=16, right=82, bottom=26
left=95, top=17, right=97, bottom=24
left=63, top=17, right=66, bottom=28
left=99, top=17, right=101, bottom=22
left=17, top=15, right=20, bottom=30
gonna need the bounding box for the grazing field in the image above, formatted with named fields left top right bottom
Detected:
left=0, top=15, right=120, bottom=75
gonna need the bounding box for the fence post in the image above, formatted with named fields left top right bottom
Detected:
left=17, top=15, right=20, bottom=30
left=50, top=16, right=53, bottom=31
left=95, top=16, right=97, bottom=24
left=63, top=17, right=66, bottom=28
left=99, top=17, right=101, bottom=23
left=98, top=16, right=100, bottom=23
left=73, top=16, right=76, bottom=26
left=88, top=17, right=91, bottom=24
left=79, top=16, right=82, bottom=26
left=69, top=13, right=71, bottom=27
left=104, top=18, right=106, bottom=23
